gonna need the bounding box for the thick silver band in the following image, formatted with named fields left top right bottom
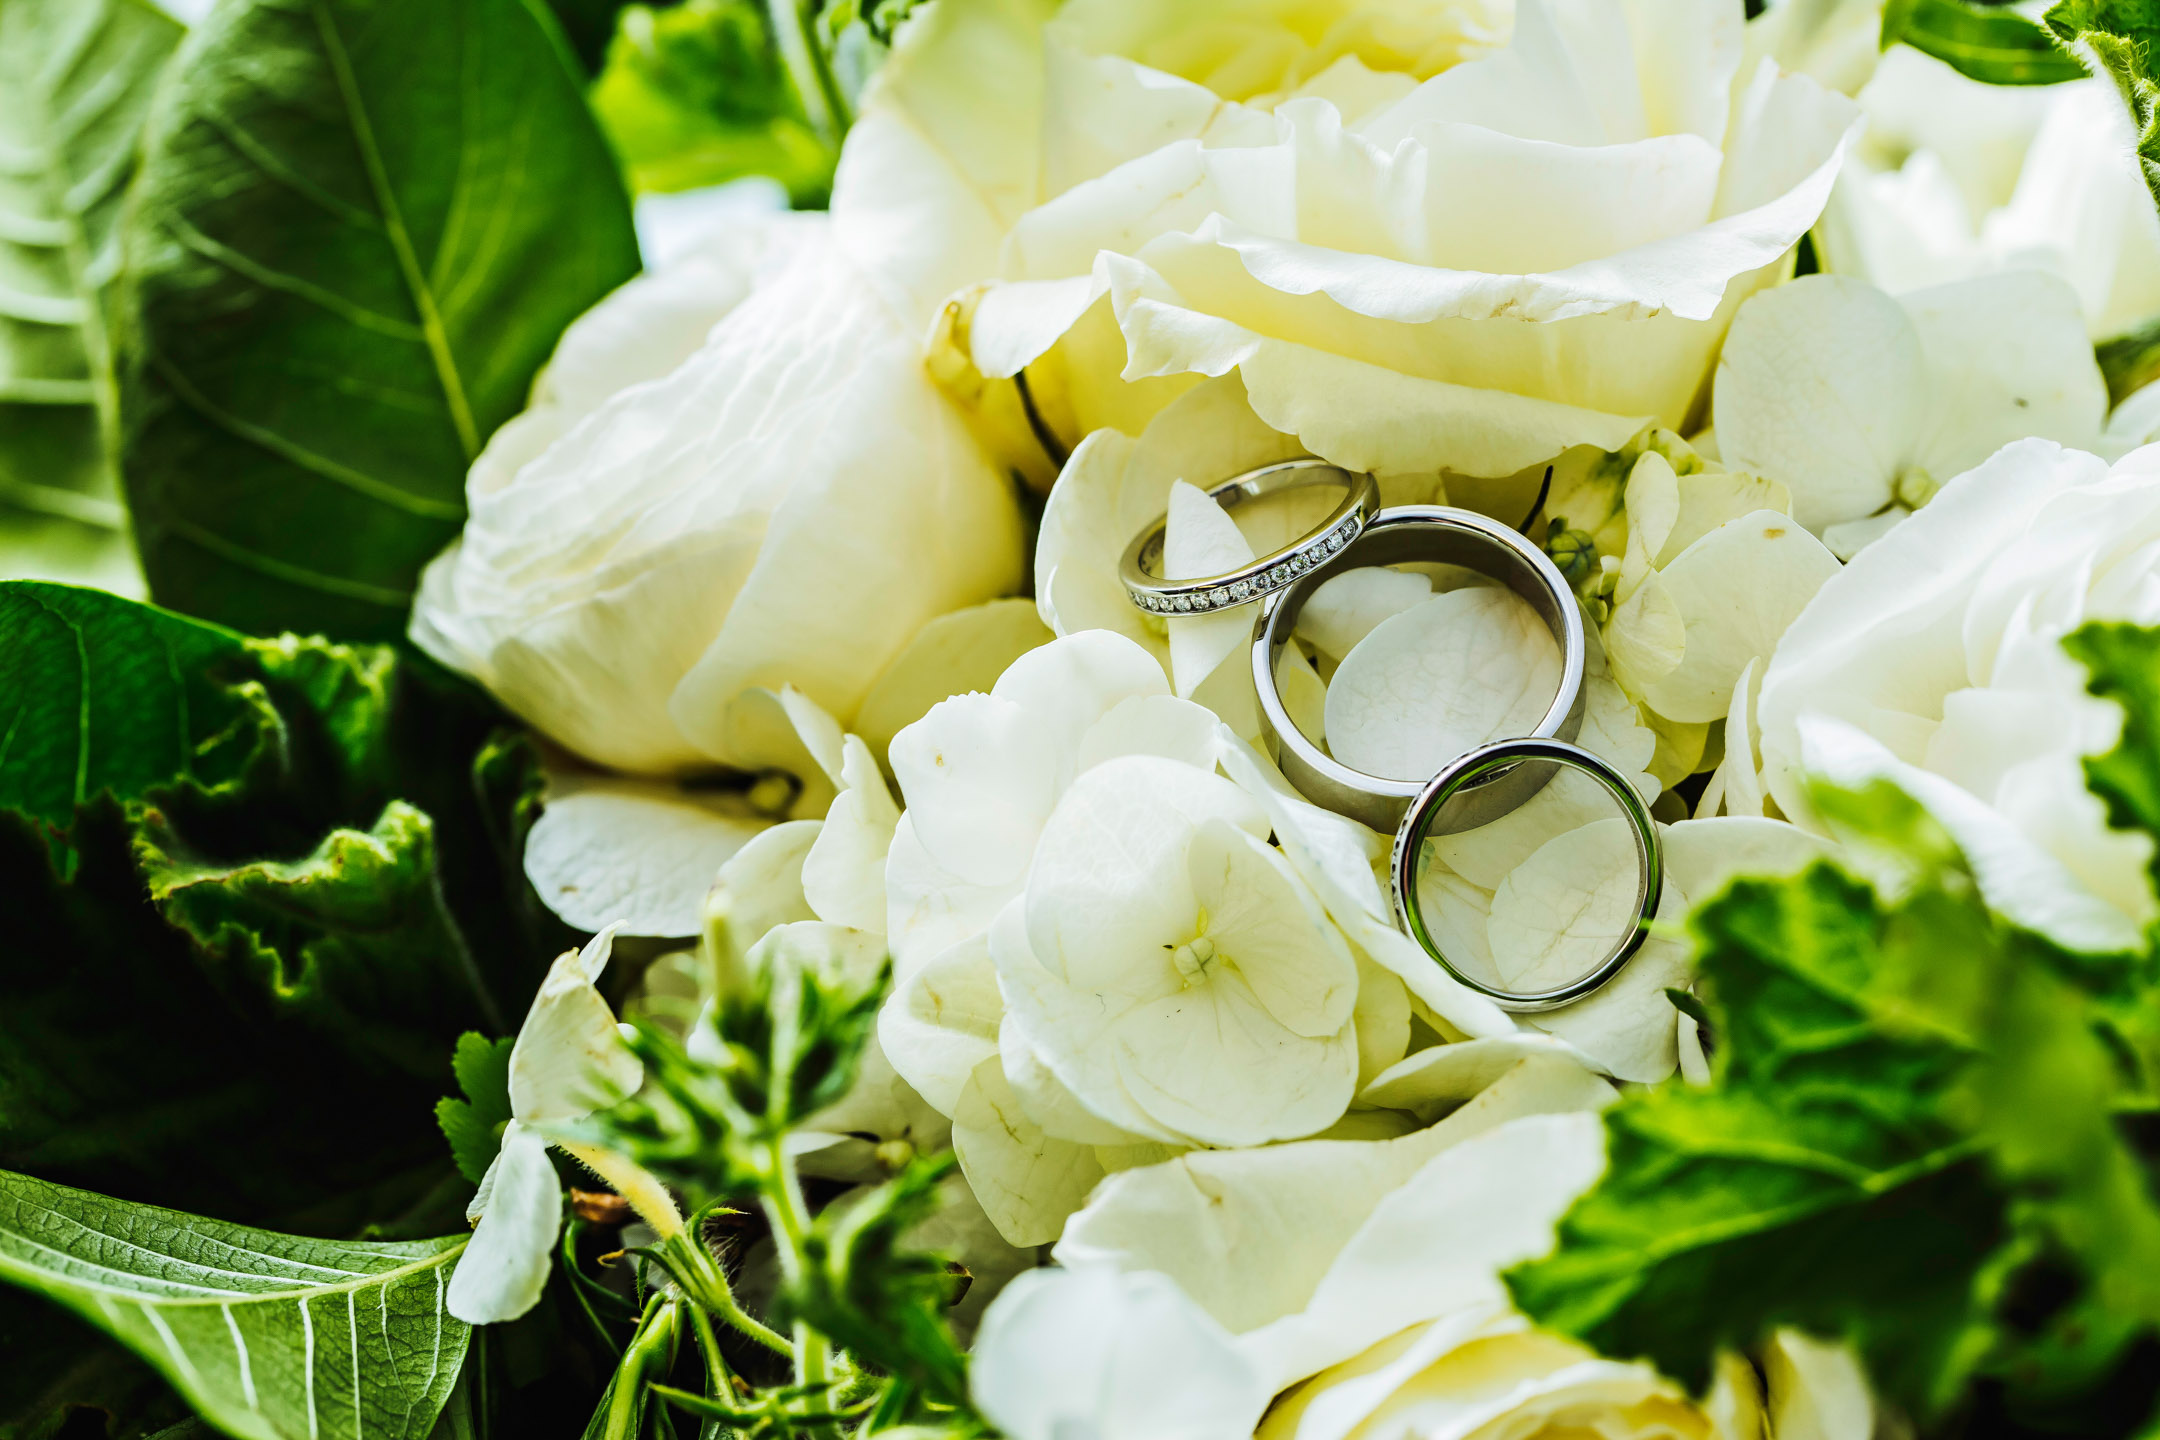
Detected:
left=1390, top=737, right=1663, bottom=1012
left=1249, top=506, right=1587, bottom=833
left=1121, top=459, right=1381, bottom=616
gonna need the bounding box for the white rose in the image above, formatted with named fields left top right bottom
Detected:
left=410, top=214, right=1027, bottom=934
left=975, top=1076, right=1876, bottom=1440
left=1818, top=44, right=2160, bottom=341
left=1754, top=439, right=2160, bottom=954
left=415, top=216, right=1023, bottom=773
left=836, top=0, right=1857, bottom=489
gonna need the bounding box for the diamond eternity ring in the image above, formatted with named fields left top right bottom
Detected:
left=1119, top=459, right=1381, bottom=616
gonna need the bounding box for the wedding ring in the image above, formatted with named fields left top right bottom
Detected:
left=1121, top=459, right=1381, bottom=616
left=1250, top=505, right=1587, bottom=833
left=1390, top=737, right=1662, bottom=1012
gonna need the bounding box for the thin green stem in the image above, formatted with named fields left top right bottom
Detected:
left=765, top=0, right=852, bottom=143
left=603, top=1296, right=678, bottom=1440
left=761, top=1132, right=830, bottom=1391
left=654, top=1230, right=794, bottom=1359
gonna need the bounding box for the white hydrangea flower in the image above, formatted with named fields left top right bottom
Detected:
left=1712, top=270, right=2105, bottom=557
left=883, top=629, right=1219, bottom=973
left=449, top=928, right=648, bottom=1325
left=1754, top=438, right=2160, bottom=953
left=994, top=755, right=1362, bottom=1150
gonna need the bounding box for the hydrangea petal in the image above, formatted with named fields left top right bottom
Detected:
left=1326, top=588, right=1562, bottom=783
left=446, top=1121, right=562, bottom=1324
left=880, top=932, right=1003, bottom=1117
left=524, top=774, right=770, bottom=937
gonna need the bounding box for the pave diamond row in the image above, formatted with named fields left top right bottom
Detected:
left=1140, top=519, right=1358, bottom=615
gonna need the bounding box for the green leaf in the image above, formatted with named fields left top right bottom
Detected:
left=118, top=0, right=640, bottom=640
left=0, top=0, right=181, bottom=596
left=437, top=1034, right=515, bottom=1186
left=1510, top=776, right=2160, bottom=1421
left=1884, top=0, right=2090, bottom=83
left=0, top=582, right=254, bottom=834
left=0, top=1168, right=469, bottom=1440
left=593, top=1, right=837, bottom=203
left=142, top=801, right=498, bottom=1079
left=2046, top=0, right=2160, bottom=216
left=1508, top=859, right=2006, bottom=1414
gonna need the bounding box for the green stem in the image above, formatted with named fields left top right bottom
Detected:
left=765, top=0, right=852, bottom=143
left=761, top=1133, right=832, bottom=1396
left=657, top=1229, right=794, bottom=1359
left=604, top=1297, right=679, bottom=1440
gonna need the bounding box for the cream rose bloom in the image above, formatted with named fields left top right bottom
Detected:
left=835, top=0, right=1857, bottom=489
left=975, top=1077, right=1876, bottom=1440
left=409, top=214, right=1027, bottom=934
left=1752, top=439, right=2160, bottom=955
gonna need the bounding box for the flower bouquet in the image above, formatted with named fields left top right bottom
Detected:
left=7, top=0, right=2160, bottom=1436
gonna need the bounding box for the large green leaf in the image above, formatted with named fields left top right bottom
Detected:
left=118, top=0, right=640, bottom=640
left=0, top=0, right=180, bottom=596
left=0, top=1168, right=469, bottom=1440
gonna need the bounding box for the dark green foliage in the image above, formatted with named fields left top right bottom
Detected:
left=2047, top=1, right=2160, bottom=212
left=0, top=583, right=559, bottom=1232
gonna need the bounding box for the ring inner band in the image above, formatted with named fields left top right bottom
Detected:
left=1253, top=506, right=1587, bottom=833
left=1392, top=737, right=1663, bottom=1013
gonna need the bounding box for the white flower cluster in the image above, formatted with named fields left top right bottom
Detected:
left=410, top=0, right=2160, bottom=1433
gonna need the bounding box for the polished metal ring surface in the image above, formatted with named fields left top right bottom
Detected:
left=1389, top=737, right=1663, bottom=1012
left=1249, top=505, right=1587, bottom=834
left=1120, top=459, right=1381, bottom=616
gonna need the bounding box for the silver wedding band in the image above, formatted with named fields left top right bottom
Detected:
left=1390, top=738, right=1662, bottom=1012
left=1250, top=506, right=1587, bottom=834
left=1121, top=459, right=1381, bottom=616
